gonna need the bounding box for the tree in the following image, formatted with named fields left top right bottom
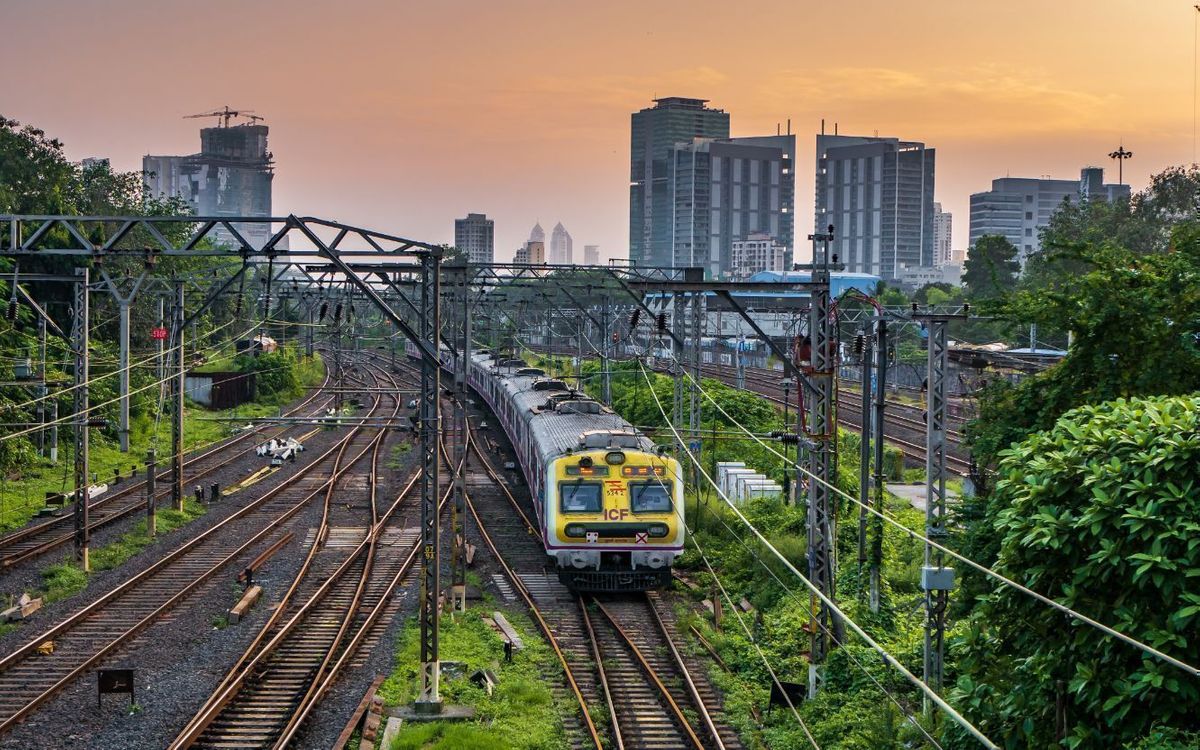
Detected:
left=962, top=235, right=1020, bottom=300
left=947, top=395, right=1200, bottom=750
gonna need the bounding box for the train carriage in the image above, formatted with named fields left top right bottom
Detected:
left=463, top=350, right=683, bottom=591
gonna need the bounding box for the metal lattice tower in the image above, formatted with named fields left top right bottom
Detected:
left=71, top=268, right=90, bottom=571
left=806, top=228, right=836, bottom=689
left=416, top=250, right=443, bottom=711
left=922, top=316, right=952, bottom=707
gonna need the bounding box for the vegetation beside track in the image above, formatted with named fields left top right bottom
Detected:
left=368, top=605, right=570, bottom=750
left=0, top=347, right=323, bottom=533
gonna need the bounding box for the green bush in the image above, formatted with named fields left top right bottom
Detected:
left=948, top=395, right=1200, bottom=749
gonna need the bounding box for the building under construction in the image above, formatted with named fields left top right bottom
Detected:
left=143, top=108, right=274, bottom=249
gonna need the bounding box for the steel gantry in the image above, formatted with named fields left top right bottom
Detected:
left=2, top=212, right=449, bottom=714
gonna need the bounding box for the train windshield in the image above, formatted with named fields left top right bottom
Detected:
left=560, top=481, right=602, bottom=513
left=631, top=482, right=673, bottom=513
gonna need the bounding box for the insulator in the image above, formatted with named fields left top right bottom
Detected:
left=318, top=302, right=328, bottom=321
left=777, top=433, right=801, bottom=445
left=656, top=312, right=667, bottom=333
left=86, top=418, right=108, bottom=428
left=853, top=334, right=864, bottom=355
left=6, top=298, right=17, bottom=321
left=629, top=310, right=641, bottom=331
left=334, top=303, right=343, bottom=322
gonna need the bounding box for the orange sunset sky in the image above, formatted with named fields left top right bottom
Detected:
left=2, top=0, right=1195, bottom=264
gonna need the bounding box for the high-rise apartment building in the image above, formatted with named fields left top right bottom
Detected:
left=630, top=98, right=730, bottom=267
left=583, top=245, right=600, bottom=265
left=968, top=167, right=1130, bottom=266
left=667, top=134, right=795, bottom=277
left=814, top=133, right=935, bottom=280
left=550, top=222, right=573, bottom=264
left=454, top=212, right=494, bottom=264
left=933, top=203, right=953, bottom=267
left=144, top=122, right=274, bottom=249
left=730, top=232, right=786, bottom=279
left=514, top=240, right=545, bottom=265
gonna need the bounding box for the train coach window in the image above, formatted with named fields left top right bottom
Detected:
left=631, top=482, right=673, bottom=513
left=560, top=482, right=602, bottom=513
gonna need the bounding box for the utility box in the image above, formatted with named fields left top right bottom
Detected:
left=13, top=358, right=33, bottom=380
left=920, top=566, right=956, bottom=591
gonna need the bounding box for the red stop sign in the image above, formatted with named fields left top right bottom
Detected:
left=151, top=327, right=168, bottom=341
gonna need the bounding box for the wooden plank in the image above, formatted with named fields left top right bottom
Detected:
left=379, top=717, right=403, bottom=749
left=492, top=611, right=525, bottom=651
left=332, top=675, right=386, bottom=750
left=228, top=585, right=262, bottom=624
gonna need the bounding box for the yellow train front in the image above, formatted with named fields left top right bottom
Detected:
left=466, top=351, right=684, bottom=592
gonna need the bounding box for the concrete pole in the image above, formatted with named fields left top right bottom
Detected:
left=601, top=296, right=612, bottom=405
left=118, top=300, right=131, bottom=452
left=172, top=280, right=185, bottom=511
left=870, top=320, right=888, bottom=613
left=36, top=316, right=46, bottom=457
left=857, top=329, right=873, bottom=594
left=146, top=449, right=157, bottom=538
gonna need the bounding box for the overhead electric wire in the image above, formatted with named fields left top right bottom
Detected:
left=0, top=317, right=269, bottom=444
left=669, top=357, right=1200, bottom=679
left=637, top=412, right=946, bottom=749
left=0, top=314, right=245, bottom=413
left=686, top=529, right=823, bottom=749
left=634, top=358, right=999, bottom=749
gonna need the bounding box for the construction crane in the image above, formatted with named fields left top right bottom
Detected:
left=184, top=106, right=264, bottom=128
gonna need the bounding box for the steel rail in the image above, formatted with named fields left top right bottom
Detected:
left=170, top=363, right=402, bottom=747
left=0, top=375, right=335, bottom=567
left=460, top=429, right=605, bottom=750
left=588, top=597, right=706, bottom=750
left=0, top=379, right=389, bottom=737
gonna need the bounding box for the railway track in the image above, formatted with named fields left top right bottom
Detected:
left=462, top=409, right=740, bottom=750
left=699, top=362, right=972, bottom=475
left=0, top=374, right=336, bottom=570
left=0, top=361, right=397, bottom=738
left=173, top=361, right=454, bottom=749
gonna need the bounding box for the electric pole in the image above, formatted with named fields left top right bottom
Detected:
left=72, top=268, right=90, bottom=571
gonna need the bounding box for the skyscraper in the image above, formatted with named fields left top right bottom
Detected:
left=968, top=167, right=1130, bottom=267
left=814, top=132, right=935, bottom=280
left=583, top=245, right=600, bottom=265
left=933, top=203, right=953, bottom=267
left=454, top=212, right=494, bottom=264
left=630, top=97, right=730, bottom=266
left=550, top=222, right=573, bottom=264
left=668, top=134, right=795, bottom=276
left=529, top=221, right=546, bottom=244
left=144, top=121, right=274, bottom=249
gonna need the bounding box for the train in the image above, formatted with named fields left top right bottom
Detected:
left=407, top=341, right=683, bottom=591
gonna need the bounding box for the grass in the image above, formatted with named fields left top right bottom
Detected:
left=375, top=607, right=570, bottom=750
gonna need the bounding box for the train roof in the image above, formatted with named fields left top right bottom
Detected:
left=471, top=351, right=656, bottom=462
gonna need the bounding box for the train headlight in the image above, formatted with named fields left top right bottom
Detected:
left=564, top=523, right=586, bottom=538
left=648, top=523, right=669, bottom=538
left=605, top=451, right=626, bottom=466
left=570, top=552, right=591, bottom=569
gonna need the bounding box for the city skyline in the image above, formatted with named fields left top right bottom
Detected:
left=1, top=1, right=1191, bottom=264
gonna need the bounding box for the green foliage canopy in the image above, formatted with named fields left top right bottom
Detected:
left=949, top=395, right=1200, bottom=749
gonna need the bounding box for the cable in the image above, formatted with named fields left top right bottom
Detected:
left=687, top=530, right=822, bottom=749
left=634, top=358, right=999, bottom=749
left=668, top=357, right=1200, bottom=679
left=0, top=318, right=268, bottom=444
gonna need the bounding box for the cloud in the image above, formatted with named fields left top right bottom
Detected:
left=748, top=64, right=1116, bottom=137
